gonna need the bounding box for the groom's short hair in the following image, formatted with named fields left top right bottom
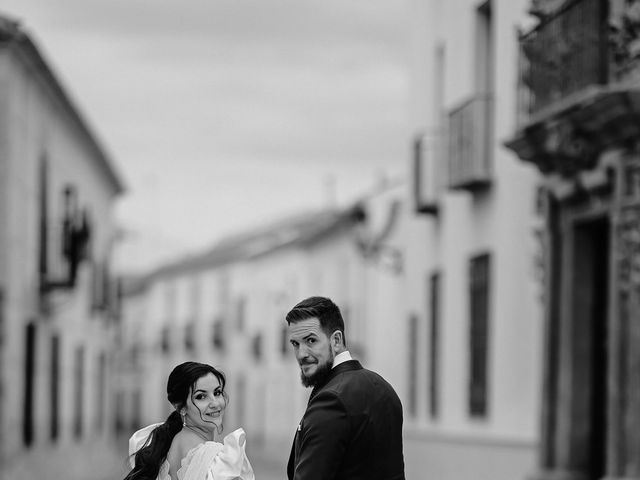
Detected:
left=286, top=296, right=346, bottom=345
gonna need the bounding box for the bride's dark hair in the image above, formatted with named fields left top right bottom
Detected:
left=124, top=362, right=227, bottom=480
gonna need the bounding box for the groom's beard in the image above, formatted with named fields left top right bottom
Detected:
left=300, top=348, right=334, bottom=388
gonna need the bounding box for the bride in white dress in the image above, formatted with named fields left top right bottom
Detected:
left=124, top=362, right=255, bottom=480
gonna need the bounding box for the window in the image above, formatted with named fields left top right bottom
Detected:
left=280, top=324, right=289, bottom=356
left=474, top=0, right=493, bottom=94
left=429, top=272, right=441, bottom=419
left=408, top=314, right=419, bottom=418
left=212, top=316, right=225, bottom=350
left=217, top=271, right=230, bottom=306
left=39, top=156, right=49, bottom=288
left=96, top=352, right=106, bottom=431
left=469, top=253, right=491, bottom=417
left=160, top=326, right=171, bottom=353
left=252, top=332, right=263, bottom=360
left=236, top=376, right=246, bottom=427
left=113, top=277, right=123, bottom=321
left=74, top=345, right=85, bottom=439
left=165, top=282, right=176, bottom=320
left=434, top=42, right=446, bottom=123
left=191, top=277, right=201, bottom=318
left=114, top=391, right=125, bottom=434
left=236, top=297, right=246, bottom=332
left=184, top=322, right=195, bottom=352
left=131, top=390, right=142, bottom=430
left=130, top=343, right=141, bottom=367
left=91, top=260, right=107, bottom=311
left=414, top=132, right=440, bottom=215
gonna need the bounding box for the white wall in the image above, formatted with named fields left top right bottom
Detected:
left=405, top=0, right=543, bottom=464
left=0, top=39, right=121, bottom=468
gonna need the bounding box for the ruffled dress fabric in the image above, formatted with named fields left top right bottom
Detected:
left=128, top=424, right=255, bottom=480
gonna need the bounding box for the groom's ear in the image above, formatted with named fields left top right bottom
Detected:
left=331, top=330, right=344, bottom=350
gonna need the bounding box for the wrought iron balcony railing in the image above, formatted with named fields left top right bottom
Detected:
left=448, top=93, right=493, bottom=191
left=506, top=1, right=640, bottom=177
left=516, top=0, right=608, bottom=122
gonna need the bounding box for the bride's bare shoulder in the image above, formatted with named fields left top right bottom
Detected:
left=167, top=431, right=202, bottom=478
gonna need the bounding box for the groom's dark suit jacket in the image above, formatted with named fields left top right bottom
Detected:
left=287, top=360, right=405, bottom=480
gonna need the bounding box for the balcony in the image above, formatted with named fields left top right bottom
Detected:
left=413, top=131, right=442, bottom=215
left=448, top=93, right=493, bottom=191
left=505, top=0, right=640, bottom=176
left=517, top=0, right=608, bottom=123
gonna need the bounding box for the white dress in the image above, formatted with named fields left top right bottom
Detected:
left=129, top=424, right=255, bottom=480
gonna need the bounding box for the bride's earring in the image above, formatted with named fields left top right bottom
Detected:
left=181, top=412, right=186, bottom=427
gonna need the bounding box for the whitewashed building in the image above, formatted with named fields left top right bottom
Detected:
left=0, top=15, right=124, bottom=480
left=116, top=186, right=409, bottom=457
left=404, top=1, right=544, bottom=479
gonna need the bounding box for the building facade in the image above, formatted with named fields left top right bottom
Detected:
left=0, top=16, right=124, bottom=480
left=404, top=1, right=544, bottom=479
left=115, top=186, right=408, bottom=459
left=506, top=1, right=640, bottom=479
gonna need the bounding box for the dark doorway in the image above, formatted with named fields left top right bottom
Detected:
left=50, top=334, right=60, bottom=441
left=572, top=217, right=609, bottom=480
left=23, top=322, right=36, bottom=447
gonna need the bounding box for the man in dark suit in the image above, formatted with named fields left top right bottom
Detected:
left=286, top=296, right=405, bottom=480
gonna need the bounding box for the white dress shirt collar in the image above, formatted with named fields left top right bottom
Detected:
left=332, top=350, right=353, bottom=369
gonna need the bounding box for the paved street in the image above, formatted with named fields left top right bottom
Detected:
left=246, top=443, right=288, bottom=480
left=4, top=436, right=287, bottom=480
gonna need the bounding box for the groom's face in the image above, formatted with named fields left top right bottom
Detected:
left=287, top=317, right=335, bottom=388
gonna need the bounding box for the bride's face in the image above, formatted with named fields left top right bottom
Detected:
left=184, top=373, right=226, bottom=432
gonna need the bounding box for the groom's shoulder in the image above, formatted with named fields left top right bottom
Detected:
left=328, top=364, right=386, bottom=391
left=340, top=365, right=399, bottom=397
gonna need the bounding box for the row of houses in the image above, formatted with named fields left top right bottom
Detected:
left=115, top=180, right=408, bottom=451
left=3, top=0, right=640, bottom=479
left=116, top=1, right=640, bottom=480
left=0, top=15, right=125, bottom=480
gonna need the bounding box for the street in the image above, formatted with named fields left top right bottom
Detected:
left=5, top=438, right=286, bottom=480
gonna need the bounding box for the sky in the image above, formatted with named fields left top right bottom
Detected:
left=1, top=0, right=410, bottom=273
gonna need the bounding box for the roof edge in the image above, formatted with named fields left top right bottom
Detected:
left=0, top=14, right=126, bottom=195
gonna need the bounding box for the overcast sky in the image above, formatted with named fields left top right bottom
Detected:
left=1, top=0, right=410, bottom=273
